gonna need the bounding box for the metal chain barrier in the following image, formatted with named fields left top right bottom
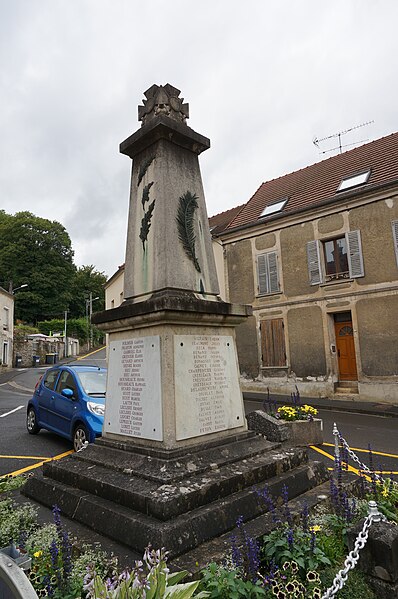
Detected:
left=321, top=500, right=386, bottom=599
left=333, top=423, right=384, bottom=483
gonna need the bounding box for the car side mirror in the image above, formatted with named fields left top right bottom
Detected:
left=62, top=388, right=74, bottom=399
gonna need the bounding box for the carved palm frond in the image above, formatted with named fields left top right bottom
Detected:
left=176, top=191, right=201, bottom=272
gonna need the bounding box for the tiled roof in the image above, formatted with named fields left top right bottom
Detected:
left=226, top=132, right=398, bottom=231
left=209, top=204, right=245, bottom=235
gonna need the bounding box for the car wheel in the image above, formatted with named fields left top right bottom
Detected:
left=27, top=407, right=40, bottom=434
left=73, top=424, right=89, bottom=452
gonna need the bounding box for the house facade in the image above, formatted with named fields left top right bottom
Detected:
left=0, top=287, right=14, bottom=369
left=211, top=133, right=398, bottom=403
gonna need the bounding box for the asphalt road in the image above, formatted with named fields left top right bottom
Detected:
left=0, top=348, right=397, bottom=478
left=0, top=348, right=107, bottom=477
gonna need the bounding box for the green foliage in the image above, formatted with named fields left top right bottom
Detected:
left=199, top=562, right=266, bottom=598
left=68, top=264, right=107, bottom=319
left=261, top=524, right=331, bottom=574
left=319, top=566, right=377, bottom=599
left=0, top=211, right=75, bottom=322
left=0, top=498, right=37, bottom=546
left=37, top=316, right=102, bottom=344
left=369, top=478, right=398, bottom=523
left=85, top=547, right=209, bottom=598
left=0, top=475, right=27, bottom=494
left=316, top=531, right=346, bottom=566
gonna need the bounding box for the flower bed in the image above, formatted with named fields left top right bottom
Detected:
left=247, top=388, right=323, bottom=446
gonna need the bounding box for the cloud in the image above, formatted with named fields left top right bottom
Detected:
left=1, top=0, right=397, bottom=276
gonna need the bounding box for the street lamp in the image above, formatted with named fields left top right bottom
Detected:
left=11, top=284, right=28, bottom=294
left=85, top=293, right=99, bottom=351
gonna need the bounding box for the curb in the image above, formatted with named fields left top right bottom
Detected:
left=243, top=392, right=398, bottom=419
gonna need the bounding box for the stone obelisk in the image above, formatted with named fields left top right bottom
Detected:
left=93, top=84, right=251, bottom=450
left=23, top=86, right=327, bottom=563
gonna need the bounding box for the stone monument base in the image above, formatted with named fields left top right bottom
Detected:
left=23, top=431, right=329, bottom=560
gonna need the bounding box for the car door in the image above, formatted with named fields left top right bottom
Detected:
left=37, top=368, right=60, bottom=428
left=51, top=370, right=79, bottom=436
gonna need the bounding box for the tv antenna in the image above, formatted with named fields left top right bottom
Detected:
left=313, top=120, right=374, bottom=155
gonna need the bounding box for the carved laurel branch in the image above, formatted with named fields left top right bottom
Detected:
left=176, top=191, right=201, bottom=273
left=140, top=200, right=155, bottom=249
left=137, top=158, right=156, bottom=250
left=137, top=156, right=154, bottom=187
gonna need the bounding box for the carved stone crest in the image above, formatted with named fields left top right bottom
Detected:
left=138, top=84, right=189, bottom=126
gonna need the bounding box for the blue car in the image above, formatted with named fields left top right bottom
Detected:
left=27, top=364, right=107, bottom=451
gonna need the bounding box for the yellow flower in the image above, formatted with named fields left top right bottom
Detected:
left=310, top=525, right=321, bottom=533
left=34, top=550, right=43, bottom=558
left=382, top=488, right=389, bottom=498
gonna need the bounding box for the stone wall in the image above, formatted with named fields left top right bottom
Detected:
left=14, top=338, right=65, bottom=368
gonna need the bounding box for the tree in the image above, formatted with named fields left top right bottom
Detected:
left=68, top=265, right=107, bottom=319
left=0, top=211, right=75, bottom=323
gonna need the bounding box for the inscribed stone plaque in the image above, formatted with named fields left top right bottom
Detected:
left=174, top=335, right=244, bottom=440
left=104, top=336, right=162, bottom=441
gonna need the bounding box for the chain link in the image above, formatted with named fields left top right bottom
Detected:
left=321, top=502, right=386, bottom=599
left=333, top=423, right=384, bottom=483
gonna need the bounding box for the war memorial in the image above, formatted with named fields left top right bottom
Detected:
left=23, top=85, right=328, bottom=568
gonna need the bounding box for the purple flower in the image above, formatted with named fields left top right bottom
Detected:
left=287, top=528, right=294, bottom=550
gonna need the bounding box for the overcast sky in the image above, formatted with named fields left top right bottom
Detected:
left=1, top=1, right=397, bottom=277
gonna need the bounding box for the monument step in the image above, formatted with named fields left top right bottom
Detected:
left=23, top=459, right=328, bottom=559
left=171, top=477, right=334, bottom=572
left=92, top=431, right=279, bottom=482
left=42, top=444, right=310, bottom=520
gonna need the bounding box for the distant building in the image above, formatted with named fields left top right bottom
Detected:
left=210, top=133, right=398, bottom=403
left=0, top=287, right=14, bottom=369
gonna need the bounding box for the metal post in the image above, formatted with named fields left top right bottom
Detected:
left=333, top=422, right=340, bottom=463
left=64, top=310, right=68, bottom=358
left=86, top=298, right=90, bottom=351
left=89, top=292, right=93, bottom=351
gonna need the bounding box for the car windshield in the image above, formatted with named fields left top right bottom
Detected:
left=75, top=370, right=107, bottom=396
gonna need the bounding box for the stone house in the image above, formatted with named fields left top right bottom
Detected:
left=0, top=287, right=14, bottom=369
left=210, top=133, right=398, bottom=403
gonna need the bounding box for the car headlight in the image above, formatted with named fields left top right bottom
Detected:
left=87, top=401, right=105, bottom=416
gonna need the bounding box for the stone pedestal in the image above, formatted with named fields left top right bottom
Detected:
left=94, top=292, right=250, bottom=450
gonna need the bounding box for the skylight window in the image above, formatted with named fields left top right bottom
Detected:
left=259, top=198, right=288, bottom=218
left=337, top=169, right=371, bottom=192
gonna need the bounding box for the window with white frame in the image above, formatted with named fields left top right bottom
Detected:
left=307, top=230, right=364, bottom=285
left=3, top=307, right=9, bottom=331
left=257, top=252, right=280, bottom=295
left=2, top=342, right=8, bottom=366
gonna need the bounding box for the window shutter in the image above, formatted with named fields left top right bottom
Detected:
left=267, top=252, right=279, bottom=293
left=257, top=254, right=268, bottom=294
left=346, top=230, right=364, bottom=278
left=307, top=240, right=322, bottom=285
left=392, top=220, right=398, bottom=267
left=261, top=319, right=286, bottom=367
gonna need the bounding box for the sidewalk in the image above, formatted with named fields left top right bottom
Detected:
left=243, top=391, right=398, bottom=418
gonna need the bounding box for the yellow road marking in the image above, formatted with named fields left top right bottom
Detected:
left=322, top=442, right=398, bottom=460
left=310, top=445, right=371, bottom=481
left=4, top=449, right=74, bottom=477
left=0, top=455, right=49, bottom=460
left=76, top=346, right=106, bottom=361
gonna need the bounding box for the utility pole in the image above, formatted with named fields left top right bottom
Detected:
left=64, top=310, right=68, bottom=357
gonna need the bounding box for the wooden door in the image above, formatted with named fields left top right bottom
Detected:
left=335, top=321, right=358, bottom=381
